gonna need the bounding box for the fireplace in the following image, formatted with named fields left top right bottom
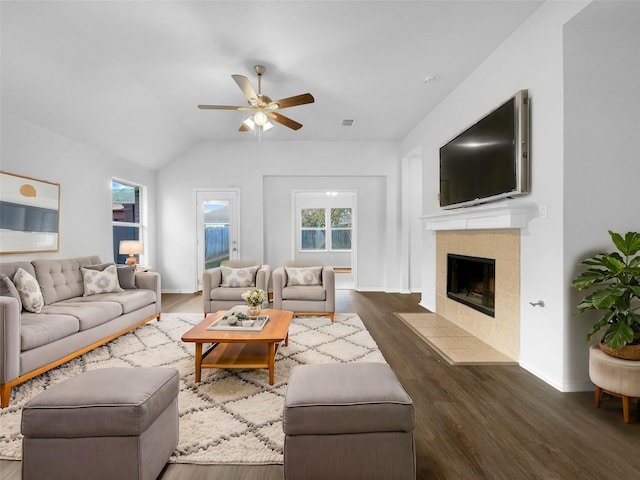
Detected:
left=434, top=229, right=520, bottom=360
left=447, top=254, right=495, bottom=317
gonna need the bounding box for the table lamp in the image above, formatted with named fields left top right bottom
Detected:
left=119, top=240, right=144, bottom=267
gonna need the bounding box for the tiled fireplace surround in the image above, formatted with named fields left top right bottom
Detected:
left=436, top=229, right=520, bottom=360
left=424, top=203, right=536, bottom=361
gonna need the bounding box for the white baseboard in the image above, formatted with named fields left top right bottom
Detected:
left=519, top=361, right=593, bottom=393
left=161, top=289, right=199, bottom=294
left=354, top=287, right=388, bottom=292
left=356, top=288, right=416, bottom=294
left=519, top=361, right=563, bottom=391
left=561, top=381, right=595, bottom=393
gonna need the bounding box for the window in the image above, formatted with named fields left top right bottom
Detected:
left=300, top=207, right=352, bottom=251
left=301, top=208, right=326, bottom=250
left=112, top=180, right=143, bottom=264
left=330, top=208, right=352, bottom=250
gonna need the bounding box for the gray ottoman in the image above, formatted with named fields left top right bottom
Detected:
left=21, top=367, right=179, bottom=480
left=283, top=362, right=415, bottom=480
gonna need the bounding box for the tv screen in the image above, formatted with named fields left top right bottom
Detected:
left=439, top=90, right=529, bottom=209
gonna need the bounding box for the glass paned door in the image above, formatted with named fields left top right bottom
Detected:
left=204, top=201, right=230, bottom=268
left=196, top=190, right=239, bottom=291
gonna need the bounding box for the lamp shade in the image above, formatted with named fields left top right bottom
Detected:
left=119, top=240, right=144, bottom=255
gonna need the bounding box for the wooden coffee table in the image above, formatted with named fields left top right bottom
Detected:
left=181, top=308, right=294, bottom=385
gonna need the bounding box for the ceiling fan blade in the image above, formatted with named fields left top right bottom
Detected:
left=269, top=111, right=303, bottom=130
left=269, top=93, right=315, bottom=109
left=239, top=122, right=252, bottom=132
left=198, top=104, right=251, bottom=110
left=232, top=74, right=258, bottom=102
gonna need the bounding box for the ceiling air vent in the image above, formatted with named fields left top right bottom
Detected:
left=341, top=119, right=355, bottom=127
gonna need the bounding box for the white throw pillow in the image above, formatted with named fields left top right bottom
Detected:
left=13, top=268, right=44, bottom=313
left=81, top=265, right=124, bottom=296
left=220, top=265, right=258, bottom=288
left=285, top=266, right=322, bottom=286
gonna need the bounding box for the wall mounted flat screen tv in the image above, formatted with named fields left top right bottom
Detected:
left=439, top=89, right=529, bottom=209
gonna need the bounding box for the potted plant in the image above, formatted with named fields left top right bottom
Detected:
left=573, top=231, right=640, bottom=359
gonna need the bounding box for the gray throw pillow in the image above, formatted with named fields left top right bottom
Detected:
left=116, top=266, right=137, bottom=289
left=1, top=274, right=23, bottom=310
left=84, top=262, right=114, bottom=272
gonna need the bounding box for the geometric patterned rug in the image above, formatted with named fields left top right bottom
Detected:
left=0, top=312, right=385, bottom=465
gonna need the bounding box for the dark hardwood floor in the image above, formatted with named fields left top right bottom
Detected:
left=2, top=290, right=638, bottom=480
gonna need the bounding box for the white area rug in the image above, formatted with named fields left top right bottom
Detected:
left=0, top=312, right=385, bottom=465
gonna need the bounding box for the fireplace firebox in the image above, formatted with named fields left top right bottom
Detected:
left=447, top=254, right=495, bottom=317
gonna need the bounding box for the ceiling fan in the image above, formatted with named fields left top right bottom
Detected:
left=198, top=65, right=314, bottom=132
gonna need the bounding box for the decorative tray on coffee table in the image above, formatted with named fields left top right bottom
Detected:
left=206, top=314, right=269, bottom=332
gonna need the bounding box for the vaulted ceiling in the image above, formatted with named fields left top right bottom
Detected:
left=1, top=1, right=543, bottom=170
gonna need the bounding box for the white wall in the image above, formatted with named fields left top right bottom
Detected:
left=563, top=1, right=640, bottom=389
left=156, top=140, right=400, bottom=292
left=0, top=113, right=157, bottom=267
left=398, top=148, right=424, bottom=294
left=401, top=1, right=590, bottom=391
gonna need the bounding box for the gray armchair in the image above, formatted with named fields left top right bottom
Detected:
left=272, top=263, right=335, bottom=321
left=203, top=260, right=270, bottom=315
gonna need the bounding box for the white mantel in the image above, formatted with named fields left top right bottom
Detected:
left=421, top=202, right=539, bottom=231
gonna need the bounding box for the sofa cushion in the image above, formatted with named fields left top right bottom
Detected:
left=0, top=261, right=36, bottom=282
left=210, top=286, right=249, bottom=301
left=81, top=265, right=124, bottom=296
left=220, top=265, right=258, bottom=288
left=20, top=313, right=80, bottom=351
left=32, top=256, right=100, bottom=304
left=282, top=285, right=326, bottom=301
left=13, top=268, right=44, bottom=313
left=285, top=266, right=322, bottom=286
left=1, top=274, right=22, bottom=310
left=42, top=301, right=123, bottom=331
left=70, top=289, right=156, bottom=314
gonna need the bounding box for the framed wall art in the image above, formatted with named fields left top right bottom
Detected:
left=0, top=171, right=60, bottom=253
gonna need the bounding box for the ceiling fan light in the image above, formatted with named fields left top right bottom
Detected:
left=243, top=117, right=255, bottom=129
left=263, top=121, right=274, bottom=131
left=254, top=111, right=268, bottom=126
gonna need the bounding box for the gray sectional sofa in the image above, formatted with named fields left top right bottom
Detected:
left=0, top=255, right=161, bottom=408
